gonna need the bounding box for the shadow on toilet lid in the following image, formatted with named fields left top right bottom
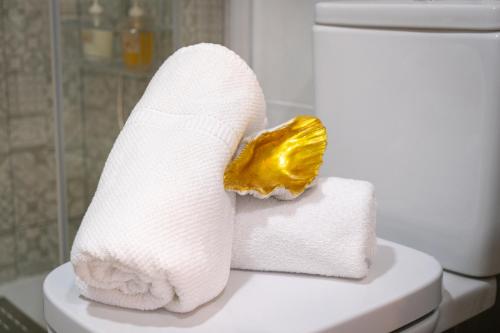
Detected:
left=43, top=238, right=442, bottom=333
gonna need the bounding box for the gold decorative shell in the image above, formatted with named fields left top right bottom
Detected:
left=224, top=115, right=327, bottom=200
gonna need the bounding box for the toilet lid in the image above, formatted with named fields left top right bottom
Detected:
left=316, top=0, right=500, bottom=30
left=43, top=239, right=442, bottom=333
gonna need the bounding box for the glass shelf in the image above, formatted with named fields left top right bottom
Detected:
left=61, top=0, right=174, bottom=80
left=61, top=18, right=171, bottom=34
left=80, top=58, right=157, bottom=79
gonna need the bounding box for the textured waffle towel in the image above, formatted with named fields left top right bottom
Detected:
left=231, top=177, right=377, bottom=279
left=71, top=44, right=266, bottom=312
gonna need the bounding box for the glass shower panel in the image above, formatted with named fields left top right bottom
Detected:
left=59, top=0, right=226, bottom=252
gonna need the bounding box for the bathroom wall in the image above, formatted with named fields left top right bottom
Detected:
left=250, top=0, right=318, bottom=126
left=0, top=0, right=60, bottom=283
left=0, top=0, right=307, bottom=283
left=0, top=0, right=313, bottom=283
left=0, top=0, right=225, bottom=284
left=0, top=0, right=314, bottom=284
left=0, top=0, right=105, bottom=283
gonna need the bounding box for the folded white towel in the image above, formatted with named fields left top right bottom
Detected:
left=71, top=44, right=266, bottom=313
left=231, top=177, right=377, bottom=279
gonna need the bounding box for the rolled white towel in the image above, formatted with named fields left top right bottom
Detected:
left=71, top=44, right=266, bottom=313
left=231, top=177, right=377, bottom=279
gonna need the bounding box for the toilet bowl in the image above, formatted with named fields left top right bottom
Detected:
left=43, top=0, right=500, bottom=331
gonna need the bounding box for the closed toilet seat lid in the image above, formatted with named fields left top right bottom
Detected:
left=43, top=239, right=442, bottom=333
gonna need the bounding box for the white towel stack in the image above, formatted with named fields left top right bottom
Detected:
left=71, top=43, right=377, bottom=314
left=232, top=177, right=377, bottom=279
left=71, top=44, right=266, bottom=313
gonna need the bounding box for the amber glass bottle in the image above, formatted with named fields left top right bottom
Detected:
left=121, top=0, right=154, bottom=70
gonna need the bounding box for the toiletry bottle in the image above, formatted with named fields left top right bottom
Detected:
left=81, top=0, right=113, bottom=62
left=121, top=0, right=154, bottom=70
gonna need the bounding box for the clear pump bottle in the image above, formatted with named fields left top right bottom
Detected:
left=81, top=0, right=113, bottom=62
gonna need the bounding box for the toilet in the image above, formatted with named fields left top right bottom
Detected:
left=43, top=1, right=499, bottom=332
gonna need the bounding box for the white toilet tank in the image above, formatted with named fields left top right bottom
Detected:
left=314, top=0, right=500, bottom=277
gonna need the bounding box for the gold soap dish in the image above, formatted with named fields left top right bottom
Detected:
left=224, top=115, right=327, bottom=200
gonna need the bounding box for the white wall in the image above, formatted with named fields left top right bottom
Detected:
left=227, top=0, right=317, bottom=126
left=252, top=0, right=316, bottom=126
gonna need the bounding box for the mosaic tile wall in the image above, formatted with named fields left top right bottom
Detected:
left=0, top=0, right=224, bottom=284
left=0, top=0, right=59, bottom=282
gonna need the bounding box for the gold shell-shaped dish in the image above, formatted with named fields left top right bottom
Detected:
left=224, top=115, right=327, bottom=200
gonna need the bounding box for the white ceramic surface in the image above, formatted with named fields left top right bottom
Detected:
left=436, top=272, right=497, bottom=332
left=314, top=8, right=500, bottom=276
left=0, top=273, right=47, bottom=326
left=400, top=310, right=439, bottom=333
left=44, top=239, right=442, bottom=333
left=316, top=0, right=500, bottom=30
